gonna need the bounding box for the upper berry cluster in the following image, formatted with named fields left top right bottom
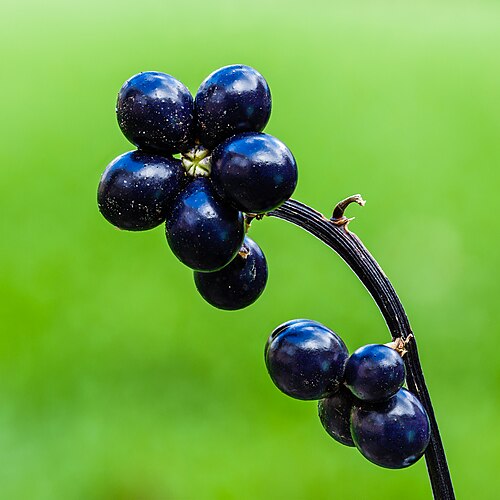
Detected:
left=98, top=65, right=298, bottom=309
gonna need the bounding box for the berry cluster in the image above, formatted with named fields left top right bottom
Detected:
left=265, top=319, right=431, bottom=469
left=98, top=65, right=298, bottom=310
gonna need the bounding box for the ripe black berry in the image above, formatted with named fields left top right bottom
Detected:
left=193, top=237, right=268, bottom=310
left=195, top=65, right=272, bottom=149
left=344, top=344, right=405, bottom=402
left=212, top=132, right=297, bottom=213
left=97, top=150, right=185, bottom=231
left=117, top=71, right=194, bottom=154
left=318, top=387, right=356, bottom=447
left=265, top=319, right=349, bottom=400
left=165, top=177, right=244, bottom=272
left=350, top=388, right=430, bottom=469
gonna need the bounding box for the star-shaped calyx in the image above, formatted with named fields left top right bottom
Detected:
left=182, top=145, right=211, bottom=177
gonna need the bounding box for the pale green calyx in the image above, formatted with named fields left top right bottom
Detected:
left=182, top=146, right=212, bottom=177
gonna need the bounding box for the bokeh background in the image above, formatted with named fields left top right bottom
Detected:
left=1, top=0, right=499, bottom=498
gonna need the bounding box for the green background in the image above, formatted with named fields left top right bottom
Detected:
left=1, top=0, right=499, bottom=498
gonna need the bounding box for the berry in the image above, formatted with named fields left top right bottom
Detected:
left=97, top=150, right=185, bottom=231
left=193, top=237, right=267, bottom=310
left=117, top=72, right=194, bottom=154
left=265, top=319, right=349, bottom=400
left=350, top=388, right=431, bottom=469
left=195, top=65, right=271, bottom=149
left=318, top=387, right=356, bottom=447
left=165, top=177, right=244, bottom=271
left=344, top=344, right=406, bottom=402
left=212, top=132, right=297, bottom=213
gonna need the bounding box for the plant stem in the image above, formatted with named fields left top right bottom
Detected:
left=268, top=198, right=454, bottom=500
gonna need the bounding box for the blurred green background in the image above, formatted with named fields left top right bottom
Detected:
left=1, top=0, right=499, bottom=498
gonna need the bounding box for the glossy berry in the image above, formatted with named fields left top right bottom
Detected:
left=194, top=237, right=267, bottom=310
left=117, top=72, right=194, bottom=154
left=350, top=388, right=431, bottom=469
left=195, top=65, right=271, bottom=149
left=265, top=319, right=349, bottom=400
left=165, top=177, right=244, bottom=272
left=97, top=150, right=185, bottom=231
left=212, top=132, right=297, bottom=213
left=318, top=387, right=356, bottom=447
left=344, top=344, right=406, bottom=402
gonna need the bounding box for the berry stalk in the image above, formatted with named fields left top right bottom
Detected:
left=268, top=198, right=454, bottom=500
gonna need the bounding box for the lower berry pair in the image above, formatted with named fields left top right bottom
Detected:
left=265, top=319, right=431, bottom=469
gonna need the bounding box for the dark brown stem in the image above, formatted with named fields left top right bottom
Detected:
left=331, top=194, right=366, bottom=223
left=268, top=198, right=454, bottom=500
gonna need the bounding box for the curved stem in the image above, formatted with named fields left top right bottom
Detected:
left=268, top=198, right=454, bottom=500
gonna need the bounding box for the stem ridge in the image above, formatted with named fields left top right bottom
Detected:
left=269, top=198, right=454, bottom=500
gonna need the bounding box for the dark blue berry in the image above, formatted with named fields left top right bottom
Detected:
left=350, top=388, right=430, bottom=469
left=193, top=237, right=267, bottom=310
left=318, top=387, right=356, bottom=447
left=165, top=177, right=244, bottom=272
left=344, top=344, right=406, bottom=402
left=195, top=65, right=271, bottom=149
left=265, top=319, right=349, bottom=400
left=117, top=72, right=194, bottom=154
left=211, top=132, right=297, bottom=213
left=97, top=150, right=185, bottom=231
